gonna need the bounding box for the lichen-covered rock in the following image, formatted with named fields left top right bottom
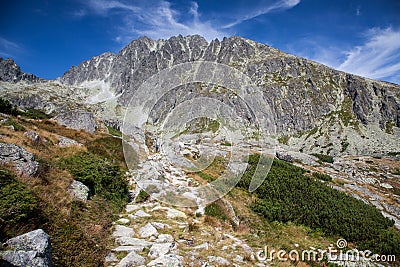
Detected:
left=1, top=229, right=52, bottom=267
left=0, top=143, right=39, bottom=176
left=54, top=110, right=97, bottom=133
left=276, top=151, right=294, bottom=163
left=68, top=180, right=89, bottom=201
left=58, top=136, right=82, bottom=147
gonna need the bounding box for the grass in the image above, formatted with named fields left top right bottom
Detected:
left=2, top=119, right=26, bottom=131
left=107, top=125, right=122, bottom=137
left=311, top=171, right=332, bottom=182
left=385, top=120, right=395, bottom=134
left=0, top=115, right=131, bottom=266
left=277, top=135, right=290, bottom=145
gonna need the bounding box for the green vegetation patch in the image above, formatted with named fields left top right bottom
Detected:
left=60, top=152, right=129, bottom=210
left=205, top=202, right=228, bottom=221
left=238, top=155, right=400, bottom=255
left=311, top=172, right=332, bottom=182
left=0, top=169, right=38, bottom=224
left=312, top=153, right=334, bottom=164
left=107, top=125, right=122, bottom=137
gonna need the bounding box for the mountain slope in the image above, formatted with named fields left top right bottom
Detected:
left=0, top=57, right=43, bottom=83
left=58, top=35, right=400, bottom=155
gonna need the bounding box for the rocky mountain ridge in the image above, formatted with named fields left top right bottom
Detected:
left=1, top=35, right=399, bottom=156
left=0, top=57, right=43, bottom=83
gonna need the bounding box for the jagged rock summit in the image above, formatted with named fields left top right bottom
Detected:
left=0, top=57, right=43, bottom=83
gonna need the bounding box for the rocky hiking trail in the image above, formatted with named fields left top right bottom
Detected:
left=105, top=149, right=257, bottom=267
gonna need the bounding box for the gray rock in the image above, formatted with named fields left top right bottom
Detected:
left=1, top=229, right=52, bottom=267
left=116, top=251, right=145, bottom=267
left=115, top=237, right=153, bottom=247
left=138, top=223, right=158, bottom=238
left=68, top=180, right=89, bottom=201
left=0, top=143, right=39, bottom=176
left=148, top=242, right=175, bottom=259
left=134, top=210, right=151, bottom=218
left=208, top=256, right=230, bottom=266
left=58, top=136, right=82, bottom=147
left=113, top=225, right=135, bottom=238
left=24, top=131, right=41, bottom=143
left=0, top=57, right=43, bottom=83
left=155, top=234, right=174, bottom=243
left=54, top=110, right=97, bottom=133
left=117, top=218, right=131, bottom=225
left=276, top=151, right=294, bottom=163
left=147, top=254, right=183, bottom=267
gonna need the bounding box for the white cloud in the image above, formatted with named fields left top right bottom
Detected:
left=222, top=0, right=301, bottom=29
left=0, top=37, right=20, bottom=58
left=81, top=0, right=227, bottom=42
left=338, top=27, right=400, bottom=84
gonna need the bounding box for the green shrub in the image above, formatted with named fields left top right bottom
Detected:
left=238, top=155, right=400, bottom=255
left=23, top=108, right=52, bottom=120
left=0, top=97, right=19, bottom=116
left=2, top=119, right=25, bottom=131
left=312, top=172, right=332, bottom=182
left=60, top=152, right=129, bottom=210
left=86, top=136, right=126, bottom=168
left=107, top=126, right=122, bottom=137
left=204, top=202, right=228, bottom=221
left=135, top=190, right=149, bottom=203
left=312, top=153, right=334, bottom=163
left=0, top=170, right=37, bottom=224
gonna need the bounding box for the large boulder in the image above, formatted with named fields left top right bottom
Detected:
left=0, top=229, right=52, bottom=267
left=0, top=143, right=39, bottom=176
left=54, top=110, right=97, bottom=133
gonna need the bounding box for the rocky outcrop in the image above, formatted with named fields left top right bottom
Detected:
left=0, top=229, right=52, bottom=267
left=0, top=58, right=43, bottom=83
left=0, top=143, right=39, bottom=176
left=54, top=110, right=97, bottom=133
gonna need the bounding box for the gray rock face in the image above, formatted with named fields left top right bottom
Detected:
left=56, top=35, right=400, bottom=156
left=54, top=110, right=97, bottom=133
left=0, top=143, right=39, bottom=176
left=1, top=229, right=52, bottom=267
left=68, top=180, right=89, bottom=201
left=0, top=57, right=43, bottom=83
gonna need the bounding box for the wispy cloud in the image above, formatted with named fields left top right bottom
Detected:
left=338, top=27, right=400, bottom=83
left=79, top=0, right=227, bottom=42
left=222, top=0, right=301, bottom=29
left=0, top=37, right=21, bottom=58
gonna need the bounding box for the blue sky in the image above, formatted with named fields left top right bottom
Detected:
left=1, top=0, right=399, bottom=84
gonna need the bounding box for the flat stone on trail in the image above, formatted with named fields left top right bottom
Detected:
left=115, top=237, right=152, bottom=248
left=138, top=223, right=158, bottom=238
left=117, top=218, right=130, bottom=225
left=134, top=210, right=151, bottom=218
left=113, top=225, right=135, bottom=238
left=116, top=251, right=145, bottom=267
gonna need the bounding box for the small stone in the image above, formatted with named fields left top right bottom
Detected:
left=380, top=183, right=393, bottom=189
left=24, top=131, right=41, bottom=142
left=208, top=256, right=230, bottom=266
left=148, top=242, right=175, bottom=259
left=167, top=208, right=187, bottom=219
left=58, top=136, right=82, bottom=147
left=117, top=218, right=130, bottom=225
left=151, top=222, right=166, bottom=229
left=193, top=242, right=209, bottom=250
left=126, top=204, right=140, bottom=213
left=116, top=251, right=145, bottom=267
left=115, top=237, right=153, bottom=248
left=138, top=223, right=158, bottom=238
left=112, top=246, right=144, bottom=253
left=134, top=210, right=151, bottom=218
left=147, top=254, right=183, bottom=267
left=155, top=234, right=174, bottom=243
